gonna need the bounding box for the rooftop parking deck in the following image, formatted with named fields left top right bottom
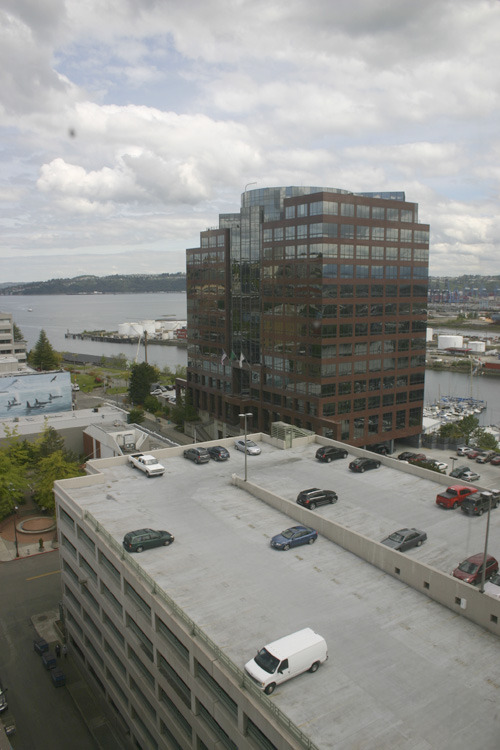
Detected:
left=66, top=437, right=500, bottom=749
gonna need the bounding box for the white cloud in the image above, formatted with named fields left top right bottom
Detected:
left=0, top=0, right=500, bottom=280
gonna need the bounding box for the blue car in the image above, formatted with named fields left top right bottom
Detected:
left=270, top=525, right=318, bottom=550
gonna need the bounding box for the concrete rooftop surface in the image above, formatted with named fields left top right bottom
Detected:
left=68, top=439, right=500, bottom=749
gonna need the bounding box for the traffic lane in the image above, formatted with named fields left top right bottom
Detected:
left=0, top=552, right=98, bottom=750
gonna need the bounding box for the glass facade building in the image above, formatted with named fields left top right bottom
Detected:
left=186, top=186, right=429, bottom=446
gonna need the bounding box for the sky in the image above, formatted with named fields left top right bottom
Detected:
left=1, top=0, right=500, bottom=282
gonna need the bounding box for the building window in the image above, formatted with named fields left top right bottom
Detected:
left=77, top=525, right=95, bottom=553
left=340, top=225, right=354, bottom=239
left=125, top=581, right=151, bottom=619
left=285, top=206, right=295, bottom=219
left=340, top=203, right=354, bottom=216
left=356, top=265, right=369, bottom=278
left=340, top=265, right=354, bottom=278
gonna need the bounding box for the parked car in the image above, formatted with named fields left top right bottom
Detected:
left=183, top=447, right=210, bottom=464
left=465, top=449, right=481, bottom=459
left=490, top=455, right=500, bottom=466
left=381, top=528, right=427, bottom=551
left=367, top=443, right=391, bottom=455
left=349, top=457, right=381, bottom=473
left=456, top=445, right=472, bottom=456
left=234, top=439, right=261, bottom=455
left=436, top=485, right=478, bottom=510
left=449, top=465, right=472, bottom=479
left=207, top=445, right=230, bottom=461
left=150, top=388, right=163, bottom=396
left=460, top=470, right=480, bottom=482
left=296, top=488, right=337, bottom=510
left=461, top=491, right=499, bottom=516
left=315, top=446, right=348, bottom=462
left=33, top=637, right=49, bottom=655
left=270, top=525, right=318, bottom=550
left=0, top=678, right=7, bottom=713
left=483, top=572, right=500, bottom=600
left=123, top=528, right=174, bottom=553
left=397, top=451, right=417, bottom=461
left=430, top=460, right=448, bottom=472
left=452, top=553, right=498, bottom=585
left=476, top=452, right=496, bottom=464
left=407, top=453, right=427, bottom=464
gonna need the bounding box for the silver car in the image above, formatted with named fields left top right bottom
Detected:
left=234, top=439, right=261, bottom=455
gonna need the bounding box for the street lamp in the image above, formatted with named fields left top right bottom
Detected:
left=14, top=505, right=19, bottom=558
left=239, top=412, right=252, bottom=481
left=479, top=493, right=493, bottom=594
left=449, top=457, right=457, bottom=472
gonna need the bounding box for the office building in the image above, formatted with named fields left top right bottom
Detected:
left=186, top=186, right=429, bottom=447
left=0, top=311, right=27, bottom=373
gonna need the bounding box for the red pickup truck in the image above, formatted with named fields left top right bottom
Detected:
left=436, top=485, right=478, bottom=510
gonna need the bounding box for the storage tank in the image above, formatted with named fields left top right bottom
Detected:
left=468, top=341, right=486, bottom=353
left=437, top=334, right=463, bottom=349
left=119, top=322, right=142, bottom=337
left=140, top=320, right=156, bottom=335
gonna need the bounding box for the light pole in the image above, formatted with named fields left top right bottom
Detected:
left=449, top=456, right=457, bottom=473
left=239, top=412, right=252, bottom=481
left=479, top=493, right=493, bottom=593
left=14, top=505, right=19, bottom=558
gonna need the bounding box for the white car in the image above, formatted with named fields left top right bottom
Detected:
left=484, top=573, right=500, bottom=600
left=461, top=470, right=480, bottom=482
left=150, top=389, right=163, bottom=396
left=431, top=460, right=448, bottom=472
left=234, top=439, right=261, bottom=455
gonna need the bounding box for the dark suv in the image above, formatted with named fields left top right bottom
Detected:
left=123, top=528, right=174, bottom=553
left=315, top=446, right=348, bottom=462
left=296, top=488, right=338, bottom=509
left=207, top=445, right=230, bottom=461
left=183, top=447, right=210, bottom=464
left=461, top=491, right=499, bottom=516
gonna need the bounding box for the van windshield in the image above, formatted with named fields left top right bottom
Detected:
left=254, top=648, right=280, bottom=674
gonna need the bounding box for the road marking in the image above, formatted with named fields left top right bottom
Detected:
left=26, top=569, right=60, bottom=581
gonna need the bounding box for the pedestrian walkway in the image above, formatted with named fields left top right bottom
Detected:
left=32, top=612, right=126, bottom=749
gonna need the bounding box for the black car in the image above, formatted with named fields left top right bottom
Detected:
left=449, top=465, right=472, bottom=478
left=207, top=445, right=230, bottom=461
left=397, top=451, right=417, bottom=461
left=123, top=528, right=174, bottom=553
left=461, top=491, right=499, bottom=516
left=367, top=443, right=391, bottom=455
left=296, top=488, right=338, bottom=509
left=183, top=447, right=210, bottom=464
left=315, top=446, right=348, bottom=462
left=381, top=528, right=427, bottom=551
left=349, top=457, right=381, bottom=473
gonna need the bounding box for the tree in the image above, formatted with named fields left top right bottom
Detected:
left=0, top=452, right=28, bottom=520
left=33, top=452, right=83, bottom=512
left=33, top=422, right=67, bottom=459
left=28, top=329, right=60, bottom=370
left=127, top=407, right=145, bottom=424
left=438, top=422, right=463, bottom=440
left=455, top=415, right=480, bottom=444
left=128, top=362, right=160, bottom=404
left=471, top=428, right=498, bottom=452
left=13, top=322, right=25, bottom=341
left=170, top=391, right=197, bottom=430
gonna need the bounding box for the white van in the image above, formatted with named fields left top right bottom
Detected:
left=244, top=628, right=328, bottom=695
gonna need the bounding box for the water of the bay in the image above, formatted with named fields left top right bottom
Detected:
left=1, top=294, right=498, bottom=424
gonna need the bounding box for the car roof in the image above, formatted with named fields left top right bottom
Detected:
left=464, top=553, right=497, bottom=564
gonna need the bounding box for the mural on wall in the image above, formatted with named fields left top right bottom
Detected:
left=0, top=371, right=72, bottom=419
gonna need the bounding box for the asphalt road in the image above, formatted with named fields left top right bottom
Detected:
left=0, top=552, right=97, bottom=750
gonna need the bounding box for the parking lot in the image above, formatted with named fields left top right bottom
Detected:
left=70, top=437, right=500, bottom=749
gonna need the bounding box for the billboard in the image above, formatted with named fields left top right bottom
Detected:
left=0, top=371, right=72, bottom=419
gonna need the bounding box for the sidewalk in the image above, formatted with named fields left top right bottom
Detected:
left=32, top=612, right=126, bottom=750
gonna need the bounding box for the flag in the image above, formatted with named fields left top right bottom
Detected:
left=239, top=352, right=245, bottom=368
left=230, top=351, right=237, bottom=361
left=221, top=350, right=228, bottom=365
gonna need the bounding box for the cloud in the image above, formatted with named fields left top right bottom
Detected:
left=0, top=0, right=500, bottom=280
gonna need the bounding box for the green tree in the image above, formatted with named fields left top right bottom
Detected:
left=471, top=428, right=498, bottom=452
left=33, top=451, right=83, bottom=512
left=128, top=362, right=160, bottom=404
left=33, top=422, right=67, bottom=459
left=455, top=415, right=480, bottom=444
left=28, top=329, right=60, bottom=370
left=13, top=322, right=25, bottom=341
left=170, top=391, right=197, bottom=430
left=0, top=453, right=28, bottom=520
left=438, top=422, right=463, bottom=440
left=144, top=395, right=161, bottom=414
left=127, top=407, right=145, bottom=424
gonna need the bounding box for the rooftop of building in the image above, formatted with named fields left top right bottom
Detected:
left=61, top=437, right=500, bottom=749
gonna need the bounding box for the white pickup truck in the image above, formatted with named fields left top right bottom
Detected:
left=128, top=453, right=165, bottom=477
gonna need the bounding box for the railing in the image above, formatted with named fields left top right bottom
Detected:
left=83, top=510, right=319, bottom=750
